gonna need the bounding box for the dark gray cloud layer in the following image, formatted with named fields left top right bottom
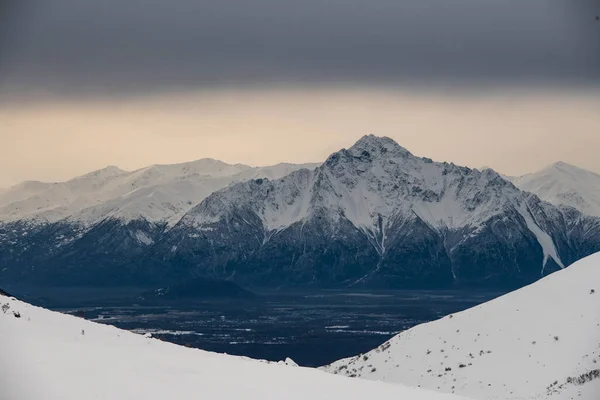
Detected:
left=1, top=0, right=599, bottom=98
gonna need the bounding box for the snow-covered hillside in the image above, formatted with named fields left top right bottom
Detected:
left=0, top=160, right=318, bottom=225
left=510, top=162, right=600, bottom=218
left=0, top=294, right=465, bottom=400
left=323, top=252, right=600, bottom=400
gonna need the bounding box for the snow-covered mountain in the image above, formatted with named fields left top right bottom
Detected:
left=0, top=159, right=318, bottom=225
left=510, top=162, right=600, bottom=218
left=1, top=136, right=600, bottom=288
left=147, top=135, right=600, bottom=288
left=0, top=293, right=466, bottom=400
left=323, top=251, right=600, bottom=400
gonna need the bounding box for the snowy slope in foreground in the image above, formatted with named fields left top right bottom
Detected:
left=511, top=162, right=600, bottom=217
left=324, top=252, right=600, bottom=400
left=0, top=296, right=465, bottom=400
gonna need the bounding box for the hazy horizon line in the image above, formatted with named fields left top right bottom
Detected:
left=0, top=136, right=589, bottom=189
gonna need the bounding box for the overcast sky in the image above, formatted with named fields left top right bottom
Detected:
left=0, top=1, right=599, bottom=186
left=1, top=0, right=599, bottom=97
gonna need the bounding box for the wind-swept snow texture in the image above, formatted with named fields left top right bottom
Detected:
left=0, top=294, right=466, bottom=400
left=323, top=252, right=600, bottom=400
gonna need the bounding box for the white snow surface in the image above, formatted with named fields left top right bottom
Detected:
left=0, top=159, right=318, bottom=225
left=517, top=201, right=565, bottom=271
left=511, top=162, right=600, bottom=217
left=0, top=295, right=466, bottom=400
left=323, top=251, right=600, bottom=400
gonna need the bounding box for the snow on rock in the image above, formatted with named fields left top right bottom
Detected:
left=134, top=230, right=155, bottom=246
left=0, top=181, right=57, bottom=208
left=284, top=357, right=299, bottom=367
left=182, top=167, right=316, bottom=232
left=0, top=295, right=465, bottom=400
left=511, top=162, right=600, bottom=218
left=319, top=136, right=515, bottom=238
left=517, top=201, right=565, bottom=271
left=323, top=251, right=600, bottom=400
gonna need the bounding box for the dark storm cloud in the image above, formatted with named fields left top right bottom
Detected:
left=1, top=0, right=599, bottom=98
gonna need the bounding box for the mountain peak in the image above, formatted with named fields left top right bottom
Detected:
left=538, top=162, right=600, bottom=180
left=349, top=135, right=412, bottom=158
left=512, top=161, right=600, bottom=217
left=549, top=161, right=578, bottom=171
left=546, top=161, right=600, bottom=177
left=78, top=165, right=126, bottom=180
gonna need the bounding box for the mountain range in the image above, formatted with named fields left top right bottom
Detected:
left=1, top=135, right=600, bottom=289
left=0, top=159, right=318, bottom=224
